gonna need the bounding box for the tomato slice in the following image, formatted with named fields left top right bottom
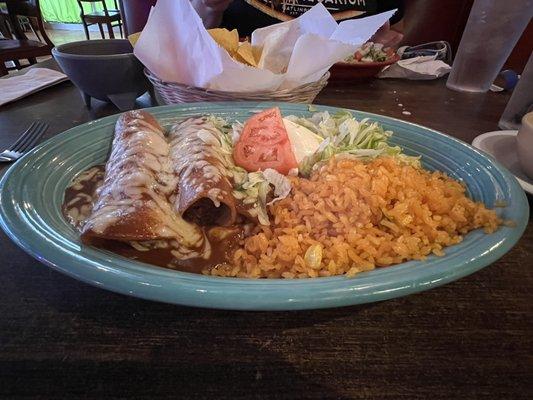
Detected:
left=233, top=107, right=297, bottom=175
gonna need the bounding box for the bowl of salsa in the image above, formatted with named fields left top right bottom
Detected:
left=330, top=42, right=400, bottom=81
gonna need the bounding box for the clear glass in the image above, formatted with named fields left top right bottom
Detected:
left=499, top=53, right=533, bottom=130
left=446, top=0, right=533, bottom=93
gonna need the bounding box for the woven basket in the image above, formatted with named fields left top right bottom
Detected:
left=145, top=69, right=329, bottom=104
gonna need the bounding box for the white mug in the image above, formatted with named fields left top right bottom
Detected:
left=517, top=112, right=533, bottom=179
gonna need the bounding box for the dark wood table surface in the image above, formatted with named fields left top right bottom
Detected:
left=1, top=61, right=532, bottom=399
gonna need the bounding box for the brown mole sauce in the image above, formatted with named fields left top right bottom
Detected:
left=62, top=165, right=243, bottom=275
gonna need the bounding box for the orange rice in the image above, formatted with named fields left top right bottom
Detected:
left=210, top=157, right=501, bottom=279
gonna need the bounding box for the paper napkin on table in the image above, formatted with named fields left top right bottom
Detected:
left=378, top=55, right=451, bottom=80
left=0, top=68, right=68, bottom=107
left=134, top=0, right=396, bottom=92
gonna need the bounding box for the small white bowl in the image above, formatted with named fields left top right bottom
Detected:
left=517, top=112, right=533, bottom=179
left=472, top=130, right=533, bottom=195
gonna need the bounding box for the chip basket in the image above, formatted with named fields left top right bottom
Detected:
left=145, top=69, right=330, bottom=104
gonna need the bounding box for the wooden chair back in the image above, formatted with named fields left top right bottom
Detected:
left=5, top=0, right=53, bottom=47
left=77, top=0, right=119, bottom=17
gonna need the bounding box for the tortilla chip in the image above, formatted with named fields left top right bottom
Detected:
left=128, top=32, right=142, bottom=47
left=252, top=45, right=263, bottom=65
left=208, top=28, right=239, bottom=55
left=236, top=42, right=258, bottom=67
left=232, top=51, right=251, bottom=66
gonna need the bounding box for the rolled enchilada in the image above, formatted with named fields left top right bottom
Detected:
left=81, top=111, right=204, bottom=251
left=169, top=117, right=238, bottom=226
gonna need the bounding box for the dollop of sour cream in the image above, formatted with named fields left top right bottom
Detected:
left=282, top=118, right=322, bottom=164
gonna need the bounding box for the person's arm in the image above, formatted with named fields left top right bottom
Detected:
left=371, top=20, right=404, bottom=48
left=191, top=0, right=233, bottom=28
left=371, top=0, right=404, bottom=47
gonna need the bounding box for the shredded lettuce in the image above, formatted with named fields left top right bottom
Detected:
left=262, top=169, right=292, bottom=205
left=231, top=121, right=244, bottom=145
left=232, top=169, right=291, bottom=225
left=286, top=110, right=420, bottom=176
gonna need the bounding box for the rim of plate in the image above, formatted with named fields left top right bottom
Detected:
left=0, top=102, right=529, bottom=310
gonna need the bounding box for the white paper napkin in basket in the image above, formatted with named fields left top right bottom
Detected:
left=0, top=68, right=68, bottom=106
left=134, top=0, right=396, bottom=92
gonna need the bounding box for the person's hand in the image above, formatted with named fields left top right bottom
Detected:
left=371, top=21, right=404, bottom=48
left=199, top=0, right=233, bottom=11
left=191, top=0, right=233, bottom=28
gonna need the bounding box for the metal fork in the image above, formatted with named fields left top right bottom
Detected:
left=0, top=122, right=49, bottom=162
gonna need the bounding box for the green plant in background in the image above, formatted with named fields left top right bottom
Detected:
left=40, top=0, right=117, bottom=23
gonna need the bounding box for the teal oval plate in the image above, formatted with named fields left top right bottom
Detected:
left=0, top=102, right=529, bottom=310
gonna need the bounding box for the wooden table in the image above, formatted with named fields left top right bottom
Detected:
left=1, top=62, right=532, bottom=399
